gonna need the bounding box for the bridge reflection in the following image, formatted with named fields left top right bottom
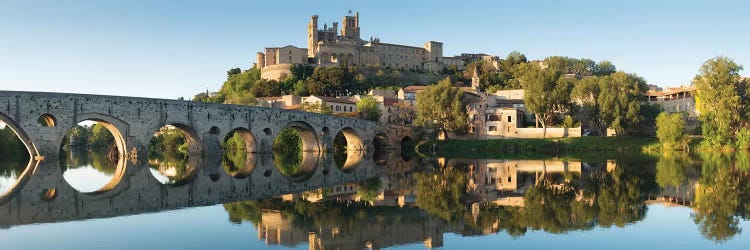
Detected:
left=0, top=150, right=383, bottom=228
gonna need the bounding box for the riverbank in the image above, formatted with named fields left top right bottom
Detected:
left=415, top=137, right=662, bottom=159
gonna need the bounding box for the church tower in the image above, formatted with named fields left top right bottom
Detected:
left=341, top=11, right=360, bottom=39
left=307, top=15, right=319, bottom=58
left=471, top=66, right=481, bottom=91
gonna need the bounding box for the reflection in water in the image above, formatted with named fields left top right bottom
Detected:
left=148, top=154, right=197, bottom=185
left=222, top=147, right=256, bottom=178
left=691, top=152, right=750, bottom=242
left=61, top=149, right=118, bottom=193
left=0, top=125, right=30, bottom=195
left=273, top=149, right=303, bottom=177
left=3, top=148, right=750, bottom=248
left=0, top=160, right=26, bottom=195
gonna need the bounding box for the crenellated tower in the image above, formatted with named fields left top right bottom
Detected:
left=307, top=15, right=319, bottom=58
left=341, top=11, right=360, bottom=39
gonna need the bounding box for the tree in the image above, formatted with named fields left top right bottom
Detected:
left=300, top=101, right=333, bottom=114
left=571, top=72, right=647, bottom=136
left=306, top=66, right=345, bottom=96
left=693, top=56, right=748, bottom=149
left=224, top=91, right=257, bottom=106
left=594, top=61, right=617, bottom=76
left=520, top=64, right=560, bottom=137
left=596, top=72, right=648, bottom=136
left=414, top=78, right=468, bottom=133
left=88, top=123, right=115, bottom=148
left=656, top=112, right=686, bottom=149
left=226, top=68, right=241, bottom=78
left=571, top=76, right=603, bottom=132
left=356, top=95, right=382, bottom=121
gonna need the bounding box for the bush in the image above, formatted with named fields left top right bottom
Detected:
left=656, top=112, right=686, bottom=149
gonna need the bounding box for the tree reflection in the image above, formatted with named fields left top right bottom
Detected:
left=415, top=164, right=468, bottom=221
left=356, top=178, right=382, bottom=202
left=61, top=148, right=117, bottom=175
left=273, top=128, right=303, bottom=176
left=655, top=152, right=693, bottom=189
left=222, top=132, right=248, bottom=176
left=691, top=152, right=750, bottom=242
left=596, top=166, right=646, bottom=227
left=273, top=149, right=302, bottom=176
left=148, top=154, right=193, bottom=184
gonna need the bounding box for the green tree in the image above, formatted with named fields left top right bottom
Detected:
left=520, top=64, right=560, bottom=137
left=414, top=78, right=468, bottom=133
left=656, top=112, right=686, bottom=149
left=594, top=61, right=617, bottom=76
left=88, top=123, right=115, bottom=148
left=300, top=101, right=333, bottom=114
left=356, top=95, right=382, bottom=121
left=306, top=66, right=346, bottom=96
left=693, top=56, right=748, bottom=149
left=571, top=73, right=648, bottom=136
left=226, top=68, right=241, bottom=78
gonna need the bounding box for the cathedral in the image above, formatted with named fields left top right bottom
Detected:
left=257, top=11, right=464, bottom=81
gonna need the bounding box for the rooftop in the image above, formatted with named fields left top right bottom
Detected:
left=311, top=95, right=357, bottom=104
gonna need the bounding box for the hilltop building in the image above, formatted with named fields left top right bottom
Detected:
left=256, top=11, right=465, bottom=81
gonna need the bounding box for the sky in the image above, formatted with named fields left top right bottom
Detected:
left=1, top=0, right=749, bottom=99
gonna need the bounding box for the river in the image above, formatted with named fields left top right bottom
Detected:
left=0, top=148, right=748, bottom=249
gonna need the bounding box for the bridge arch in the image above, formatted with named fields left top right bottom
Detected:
left=282, top=121, right=320, bottom=152
left=222, top=128, right=259, bottom=178
left=332, top=127, right=365, bottom=172
left=334, top=127, right=365, bottom=150
left=0, top=112, right=37, bottom=203
left=74, top=113, right=129, bottom=159
left=154, top=122, right=203, bottom=155
left=59, top=113, right=129, bottom=194
left=0, top=112, right=37, bottom=159
left=37, top=113, right=57, bottom=127
left=373, top=132, right=390, bottom=151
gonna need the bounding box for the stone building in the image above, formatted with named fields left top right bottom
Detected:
left=257, top=11, right=465, bottom=81
left=646, top=85, right=698, bottom=130
left=303, top=95, right=358, bottom=113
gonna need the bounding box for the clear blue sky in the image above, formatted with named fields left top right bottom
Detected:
left=1, top=0, right=748, bottom=99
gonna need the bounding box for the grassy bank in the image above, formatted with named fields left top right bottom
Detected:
left=415, top=137, right=661, bottom=159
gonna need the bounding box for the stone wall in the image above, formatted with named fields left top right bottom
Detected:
left=486, top=127, right=582, bottom=139
left=260, top=63, right=294, bottom=81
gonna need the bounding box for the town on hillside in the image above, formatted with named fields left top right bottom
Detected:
left=192, top=11, right=743, bottom=145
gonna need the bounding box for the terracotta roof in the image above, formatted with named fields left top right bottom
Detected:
left=403, top=86, right=428, bottom=92
left=646, top=85, right=695, bottom=97
left=282, top=104, right=301, bottom=110
left=383, top=98, right=398, bottom=106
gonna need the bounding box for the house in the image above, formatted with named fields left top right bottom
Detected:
left=303, top=95, right=358, bottom=113
left=646, top=85, right=698, bottom=130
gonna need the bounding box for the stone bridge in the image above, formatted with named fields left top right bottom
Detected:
left=0, top=91, right=414, bottom=162
left=0, top=91, right=415, bottom=226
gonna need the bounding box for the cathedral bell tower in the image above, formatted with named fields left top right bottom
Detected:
left=471, top=66, right=481, bottom=92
